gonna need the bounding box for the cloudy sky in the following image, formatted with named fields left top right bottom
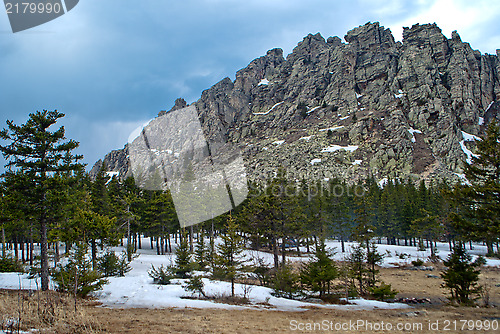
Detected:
left=0, top=0, right=499, bottom=170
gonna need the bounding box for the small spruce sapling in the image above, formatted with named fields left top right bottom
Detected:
left=440, top=243, right=482, bottom=305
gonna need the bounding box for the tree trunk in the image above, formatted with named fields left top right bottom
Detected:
left=341, top=237, right=345, bottom=253
left=138, top=233, right=142, bottom=249
left=54, top=241, right=59, bottom=266
left=1, top=227, right=5, bottom=258
left=29, top=228, right=34, bottom=267
left=14, top=237, right=18, bottom=260
left=20, top=240, right=25, bottom=263
left=40, top=218, right=49, bottom=291
left=91, top=239, right=97, bottom=270
left=189, top=226, right=194, bottom=253
left=150, top=236, right=154, bottom=249
left=281, top=237, right=286, bottom=267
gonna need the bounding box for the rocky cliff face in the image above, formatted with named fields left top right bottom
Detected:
left=91, top=22, right=500, bottom=185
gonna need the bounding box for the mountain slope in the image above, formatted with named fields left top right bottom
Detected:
left=91, top=22, right=500, bottom=185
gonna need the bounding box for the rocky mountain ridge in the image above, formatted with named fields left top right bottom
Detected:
left=91, top=22, right=500, bottom=185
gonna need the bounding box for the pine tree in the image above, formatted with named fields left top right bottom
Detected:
left=214, top=214, right=247, bottom=297
left=52, top=242, right=107, bottom=297
left=174, top=229, right=192, bottom=278
left=440, top=243, right=482, bottom=305
left=300, top=242, right=337, bottom=298
left=448, top=122, right=500, bottom=255
left=271, top=261, right=300, bottom=299
left=348, top=243, right=369, bottom=296
left=0, top=110, right=83, bottom=290
left=194, top=228, right=208, bottom=271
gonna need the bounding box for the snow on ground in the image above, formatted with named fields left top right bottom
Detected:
left=310, top=158, right=322, bottom=165
left=339, top=115, right=350, bottom=120
left=321, top=145, right=358, bottom=153
left=378, top=178, right=389, bottom=188
left=454, top=173, right=471, bottom=185
left=319, top=126, right=344, bottom=132
left=307, top=106, right=321, bottom=114
left=1, top=238, right=498, bottom=312
left=253, top=102, right=283, bottom=115
left=478, top=117, right=484, bottom=126
left=299, top=135, right=313, bottom=141
left=258, top=78, right=269, bottom=86
left=394, top=89, right=404, bottom=99
left=352, top=160, right=362, bottom=165
left=272, top=140, right=285, bottom=146
left=407, top=128, right=422, bottom=143
left=459, top=130, right=481, bottom=164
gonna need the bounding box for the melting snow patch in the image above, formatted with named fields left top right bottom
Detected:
left=272, top=140, right=285, bottom=146
left=307, top=106, right=321, bottom=114
left=339, top=115, right=350, bottom=121
left=478, top=117, right=484, bottom=126
left=461, top=131, right=481, bottom=142
left=310, top=158, right=322, bottom=165
left=319, top=126, right=344, bottom=132
left=460, top=140, right=479, bottom=164
left=407, top=128, right=422, bottom=143
left=352, top=160, right=362, bottom=165
left=299, top=135, right=314, bottom=141
left=378, top=178, right=389, bottom=188
left=258, top=78, right=269, bottom=86
left=253, top=102, right=283, bottom=115
left=485, top=101, right=494, bottom=112
left=460, top=131, right=482, bottom=163
left=321, top=145, right=358, bottom=153
left=454, top=173, right=471, bottom=185
left=356, top=92, right=363, bottom=99
left=394, top=89, right=404, bottom=99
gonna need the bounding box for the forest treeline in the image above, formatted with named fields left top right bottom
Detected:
left=0, top=111, right=499, bottom=292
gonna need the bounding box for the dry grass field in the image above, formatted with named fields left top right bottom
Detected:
left=1, top=266, right=499, bottom=333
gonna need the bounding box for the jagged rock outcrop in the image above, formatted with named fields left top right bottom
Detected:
left=91, top=22, right=500, bottom=185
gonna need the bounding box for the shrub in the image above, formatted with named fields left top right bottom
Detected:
left=183, top=276, right=206, bottom=298
left=440, top=243, right=482, bottom=306
left=300, top=243, right=337, bottom=298
left=252, top=258, right=272, bottom=287
left=148, top=264, right=174, bottom=285
left=271, top=263, right=300, bottom=299
left=97, top=251, right=132, bottom=277
left=0, top=255, right=23, bottom=273
left=297, top=102, right=308, bottom=118
left=52, top=244, right=107, bottom=298
left=411, top=259, right=424, bottom=267
left=369, top=283, right=398, bottom=301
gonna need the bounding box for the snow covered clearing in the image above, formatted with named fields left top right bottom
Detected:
left=1, top=239, right=498, bottom=311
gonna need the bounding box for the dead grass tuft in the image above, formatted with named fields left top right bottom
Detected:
left=0, top=289, right=102, bottom=334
